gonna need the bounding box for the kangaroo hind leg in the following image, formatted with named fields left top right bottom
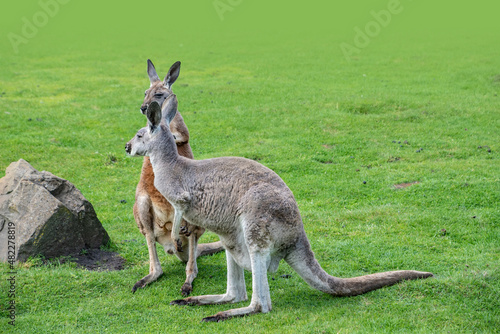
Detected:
left=171, top=250, right=248, bottom=308
left=132, top=196, right=163, bottom=293
left=202, top=250, right=272, bottom=322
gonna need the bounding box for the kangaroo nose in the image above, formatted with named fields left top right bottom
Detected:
left=140, top=105, right=147, bottom=113
left=125, top=143, right=131, bottom=154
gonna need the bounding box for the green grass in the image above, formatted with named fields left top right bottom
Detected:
left=1, top=1, right=499, bottom=333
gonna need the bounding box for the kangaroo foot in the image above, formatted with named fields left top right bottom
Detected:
left=201, top=314, right=229, bottom=323
left=132, top=272, right=162, bottom=293
left=170, top=299, right=191, bottom=306
left=200, top=306, right=258, bottom=322
left=181, top=283, right=193, bottom=296
left=132, top=278, right=148, bottom=293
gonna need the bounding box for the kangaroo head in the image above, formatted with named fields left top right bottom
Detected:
left=140, top=59, right=181, bottom=114
left=127, top=95, right=178, bottom=157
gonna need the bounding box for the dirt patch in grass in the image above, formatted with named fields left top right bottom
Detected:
left=24, top=249, right=126, bottom=271
left=69, top=249, right=125, bottom=271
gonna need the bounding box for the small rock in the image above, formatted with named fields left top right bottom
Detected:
left=363, top=181, right=367, bottom=184
left=120, top=199, right=127, bottom=204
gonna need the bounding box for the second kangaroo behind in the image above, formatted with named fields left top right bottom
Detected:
left=126, top=97, right=433, bottom=322
left=130, top=59, right=222, bottom=296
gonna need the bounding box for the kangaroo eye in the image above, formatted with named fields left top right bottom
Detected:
left=154, top=93, right=164, bottom=98
left=137, top=133, right=143, bottom=139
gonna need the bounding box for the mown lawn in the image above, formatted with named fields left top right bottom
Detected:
left=0, top=1, right=499, bottom=333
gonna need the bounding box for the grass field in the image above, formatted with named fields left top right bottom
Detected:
left=1, top=1, right=499, bottom=333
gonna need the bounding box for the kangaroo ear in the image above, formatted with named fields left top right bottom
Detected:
left=164, top=61, right=181, bottom=89
left=147, top=59, right=160, bottom=84
left=162, top=94, right=178, bottom=125
left=146, top=101, right=162, bottom=133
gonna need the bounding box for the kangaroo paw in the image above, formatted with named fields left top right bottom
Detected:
left=175, top=239, right=183, bottom=252
left=179, top=226, right=192, bottom=237
left=181, top=283, right=193, bottom=296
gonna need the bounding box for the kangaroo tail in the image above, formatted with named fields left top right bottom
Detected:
left=196, top=241, right=224, bottom=258
left=331, top=270, right=433, bottom=296
left=285, top=233, right=433, bottom=297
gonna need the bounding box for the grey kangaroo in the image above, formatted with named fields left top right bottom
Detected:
left=125, top=96, right=433, bottom=322
left=131, top=60, right=222, bottom=296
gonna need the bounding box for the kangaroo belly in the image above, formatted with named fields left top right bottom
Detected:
left=223, top=244, right=284, bottom=273
left=152, top=204, right=173, bottom=227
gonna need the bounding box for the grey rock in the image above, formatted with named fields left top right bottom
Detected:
left=0, top=159, right=110, bottom=262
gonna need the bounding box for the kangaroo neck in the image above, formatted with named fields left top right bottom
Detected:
left=149, top=128, right=179, bottom=170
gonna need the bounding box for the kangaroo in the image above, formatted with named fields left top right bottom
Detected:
left=130, top=59, right=223, bottom=296
left=125, top=97, right=433, bottom=322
